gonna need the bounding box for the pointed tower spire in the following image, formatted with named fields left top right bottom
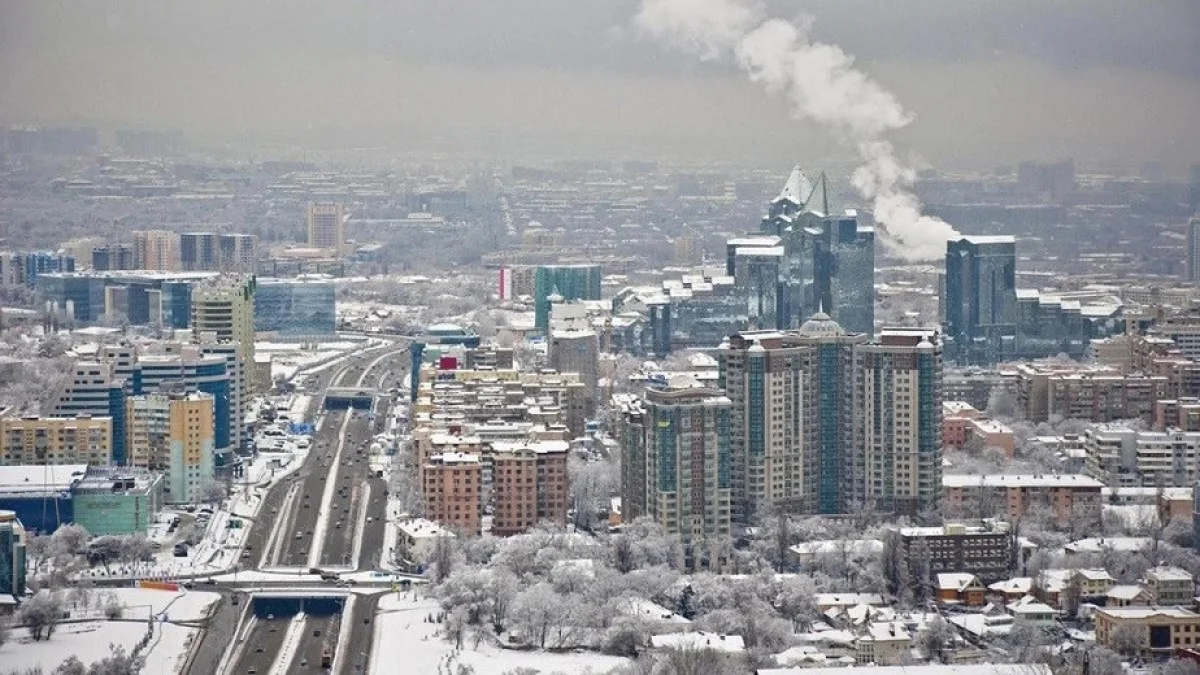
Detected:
left=774, top=164, right=815, bottom=206
left=821, top=171, right=829, bottom=216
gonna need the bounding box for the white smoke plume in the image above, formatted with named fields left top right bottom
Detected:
left=636, top=0, right=960, bottom=261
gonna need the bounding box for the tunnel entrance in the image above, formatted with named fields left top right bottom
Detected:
left=251, top=594, right=346, bottom=618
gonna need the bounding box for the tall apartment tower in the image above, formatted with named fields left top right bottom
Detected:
left=548, top=329, right=599, bottom=403
left=191, top=277, right=256, bottom=365
left=1187, top=217, right=1200, bottom=283
left=218, top=234, right=258, bottom=273
left=91, top=244, right=134, bottom=272
left=127, top=392, right=214, bottom=503
left=168, top=392, right=214, bottom=503
left=857, top=329, right=944, bottom=516
left=191, top=277, right=256, bottom=455
left=942, top=236, right=1017, bottom=365
left=132, top=230, right=181, bottom=271
left=0, top=415, right=114, bottom=465
left=719, top=313, right=867, bottom=520
left=718, top=314, right=944, bottom=521
left=615, top=394, right=648, bottom=522
left=180, top=232, right=218, bottom=272
left=422, top=452, right=482, bottom=535
left=307, top=202, right=345, bottom=254
left=640, top=383, right=732, bottom=569
left=490, top=441, right=568, bottom=537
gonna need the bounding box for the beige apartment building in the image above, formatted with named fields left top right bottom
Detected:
left=307, top=202, right=345, bottom=254
left=1095, top=607, right=1200, bottom=656
left=0, top=414, right=113, bottom=465
left=132, top=230, right=181, bottom=271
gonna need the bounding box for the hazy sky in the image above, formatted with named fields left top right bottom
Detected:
left=2, top=0, right=1197, bottom=167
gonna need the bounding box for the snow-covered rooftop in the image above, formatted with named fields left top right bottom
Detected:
left=651, top=631, right=745, bottom=652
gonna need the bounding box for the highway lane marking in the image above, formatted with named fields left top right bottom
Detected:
left=309, top=411, right=352, bottom=569
left=349, top=482, right=370, bottom=571
left=268, top=613, right=307, bottom=675
left=263, top=481, right=302, bottom=568
left=330, top=595, right=356, bottom=675
left=215, top=610, right=257, bottom=675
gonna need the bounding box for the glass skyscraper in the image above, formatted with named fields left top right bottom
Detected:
left=755, top=167, right=875, bottom=336
left=533, top=264, right=602, bottom=332
left=254, top=279, right=337, bottom=335
left=942, top=236, right=1018, bottom=365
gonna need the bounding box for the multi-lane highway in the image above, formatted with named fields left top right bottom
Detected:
left=229, top=616, right=288, bottom=675
left=192, top=342, right=409, bottom=675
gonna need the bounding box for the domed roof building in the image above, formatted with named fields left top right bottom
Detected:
left=797, top=309, right=845, bottom=338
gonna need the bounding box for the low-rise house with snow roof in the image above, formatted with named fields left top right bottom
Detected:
left=1074, top=568, right=1119, bottom=600
left=1036, top=568, right=1116, bottom=607
left=1007, top=596, right=1056, bottom=627
left=1107, top=584, right=1152, bottom=607
left=987, top=577, right=1032, bottom=602
left=825, top=603, right=895, bottom=629
left=650, top=631, right=744, bottom=653
left=936, top=573, right=987, bottom=606
left=1064, top=536, right=1152, bottom=555
left=948, top=603, right=1014, bottom=639
left=788, top=539, right=883, bottom=567
left=396, top=518, right=454, bottom=565
left=772, top=645, right=836, bottom=669
left=1143, top=566, right=1196, bottom=606
left=814, top=593, right=887, bottom=612
left=617, top=597, right=691, bottom=634
left=855, top=622, right=911, bottom=665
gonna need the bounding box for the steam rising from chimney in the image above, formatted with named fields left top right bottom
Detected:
left=635, top=0, right=960, bottom=261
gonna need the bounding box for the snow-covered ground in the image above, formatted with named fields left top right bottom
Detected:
left=1, top=621, right=152, bottom=673
left=79, top=438, right=314, bottom=582
left=370, top=590, right=630, bottom=675
left=257, top=339, right=374, bottom=382
left=105, top=587, right=220, bottom=622
left=0, top=589, right=218, bottom=674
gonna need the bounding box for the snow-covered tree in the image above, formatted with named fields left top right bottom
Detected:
left=510, top=582, right=560, bottom=648
left=568, top=452, right=618, bottom=533
left=1108, top=622, right=1144, bottom=655
left=772, top=575, right=818, bottom=631
left=51, top=524, right=90, bottom=559
left=916, top=616, right=955, bottom=663
left=196, top=479, right=227, bottom=505
left=608, top=517, right=682, bottom=572
left=1160, top=660, right=1200, bottom=675
left=18, top=590, right=65, bottom=641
